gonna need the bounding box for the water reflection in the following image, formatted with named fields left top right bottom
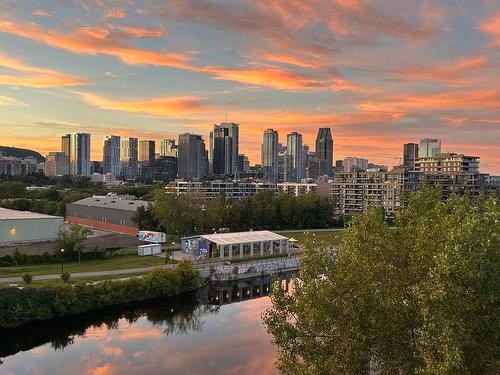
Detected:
left=0, top=273, right=296, bottom=375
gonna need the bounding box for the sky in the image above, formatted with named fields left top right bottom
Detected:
left=0, top=0, right=499, bottom=173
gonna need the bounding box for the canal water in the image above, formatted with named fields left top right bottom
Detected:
left=0, top=275, right=291, bottom=375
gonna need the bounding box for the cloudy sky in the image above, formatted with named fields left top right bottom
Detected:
left=0, top=0, right=499, bottom=173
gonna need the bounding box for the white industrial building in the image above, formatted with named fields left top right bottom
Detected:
left=0, top=208, right=64, bottom=246
left=182, top=230, right=289, bottom=260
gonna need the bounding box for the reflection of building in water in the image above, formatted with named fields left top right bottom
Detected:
left=198, top=271, right=297, bottom=306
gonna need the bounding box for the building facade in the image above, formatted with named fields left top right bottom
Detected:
left=103, top=135, right=121, bottom=176
left=66, top=193, right=148, bottom=235
left=418, top=138, right=441, bottom=158
left=160, top=139, right=178, bottom=157
left=44, top=152, right=69, bottom=177
left=166, top=180, right=277, bottom=200
left=209, top=122, right=239, bottom=176
left=139, top=140, right=156, bottom=178
left=178, top=133, right=208, bottom=180
left=343, top=157, right=369, bottom=172
left=415, top=153, right=479, bottom=174
left=315, top=127, right=334, bottom=177
left=261, top=129, right=279, bottom=182
left=120, top=137, right=138, bottom=180
left=62, top=133, right=91, bottom=176
left=286, top=132, right=303, bottom=182
left=403, top=143, right=419, bottom=171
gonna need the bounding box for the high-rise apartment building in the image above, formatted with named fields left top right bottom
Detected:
left=403, top=143, right=419, bottom=171
left=286, top=132, right=303, bottom=182
left=418, top=138, right=441, bottom=158
left=139, top=140, right=155, bottom=178
left=61, top=133, right=91, bottom=176
left=178, top=133, right=208, bottom=180
left=120, top=137, right=138, bottom=180
left=315, top=127, right=334, bottom=177
left=209, top=122, right=239, bottom=176
left=415, top=153, right=479, bottom=174
left=160, top=139, right=178, bottom=157
left=103, top=135, right=121, bottom=176
left=44, top=152, right=69, bottom=177
left=261, top=129, right=279, bottom=182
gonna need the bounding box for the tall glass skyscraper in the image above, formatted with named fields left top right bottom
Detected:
left=315, top=127, right=333, bottom=177
left=103, top=135, right=121, bottom=176
left=120, top=137, right=138, bottom=180
left=261, top=129, right=279, bottom=182
left=61, top=133, right=91, bottom=176
left=286, top=132, right=303, bottom=182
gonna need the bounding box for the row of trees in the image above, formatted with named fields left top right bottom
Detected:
left=132, top=190, right=339, bottom=236
left=264, top=187, right=499, bottom=374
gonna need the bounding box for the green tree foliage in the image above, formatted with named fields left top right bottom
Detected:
left=151, top=190, right=337, bottom=236
left=22, top=273, right=33, bottom=284
left=0, top=181, right=27, bottom=199
left=263, top=187, right=499, bottom=375
left=54, top=224, right=93, bottom=263
left=131, top=204, right=159, bottom=230
left=60, top=272, right=71, bottom=283
left=0, top=262, right=202, bottom=329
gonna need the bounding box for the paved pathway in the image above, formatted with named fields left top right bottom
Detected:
left=0, top=264, right=175, bottom=283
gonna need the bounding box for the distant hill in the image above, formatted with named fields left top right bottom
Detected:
left=0, top=146, right=46, bottom=163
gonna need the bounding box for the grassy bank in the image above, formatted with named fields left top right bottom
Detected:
left=0, top=253, right=167, bottom=277
left=0, top=261, right=202, bottom=329
left=279, top=229, right=344, bottom=245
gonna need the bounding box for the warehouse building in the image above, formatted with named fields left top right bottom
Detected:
left=0, top=208, right=63, bottom=246
left=66, top=193, right=148, bottom=235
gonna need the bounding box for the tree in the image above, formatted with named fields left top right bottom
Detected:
left=263, top=186, right=499, bottom=375
left=22, top=273, right=33, bottom=284
left=131, top=204, right=158, bottom=230
left=54, top=224, right=93, bottom=263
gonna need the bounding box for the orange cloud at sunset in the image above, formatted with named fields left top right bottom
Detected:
left=75, top=92, right=212, bottom=118
left=0, top=20, right=192, bottom=70
left=0, top=52, right=86, bottom=87
left=479, top=13, right=500, bottom=47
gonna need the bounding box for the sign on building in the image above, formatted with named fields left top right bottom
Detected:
left=137, top=230, right=167, bottom=243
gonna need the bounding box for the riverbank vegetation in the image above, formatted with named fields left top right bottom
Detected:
left=0, top=261, right=201, bottom=329
left=264, top=187, right=499, bottom=374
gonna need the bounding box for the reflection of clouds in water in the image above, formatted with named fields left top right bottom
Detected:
left=1, top=297, right=279, bottom=375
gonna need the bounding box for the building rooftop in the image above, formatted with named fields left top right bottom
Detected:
left=71, top=194, right=149, bottom=211
left=199, top=230, right=288, bottom=245
left=0, top=207, right=62, bottom=220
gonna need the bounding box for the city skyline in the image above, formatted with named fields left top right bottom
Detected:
left=0, top=1, right=499, bottom=173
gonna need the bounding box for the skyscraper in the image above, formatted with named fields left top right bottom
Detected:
left=178, top=133, right=208, bottom=180
left=61, top=133, right=91, bottom=176
left=139, top=140, right=155, bottom=178
left=403, top=143, right=419, bottom=171
left=286, top=132, right=303, bottom=182
left=103, top=135, right=121, bottom=176
left=315, top=127, right=333, bottom=177
left=160, top=139, right=178, bottom=157
left=418, top=138, right=441, bottom=158
left=120, top=137, right=138, bottom=180
left=209, top=122, right=239, bottom=176
left=261, top=129, right=279, bottom=182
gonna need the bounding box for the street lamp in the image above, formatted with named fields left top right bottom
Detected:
left=60, top=248, right=65, bottom=274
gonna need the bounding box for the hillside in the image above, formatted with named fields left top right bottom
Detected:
left=0, top=146, right=45, bottom=163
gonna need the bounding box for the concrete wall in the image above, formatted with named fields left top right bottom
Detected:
left=0, top=217, right=64, bottom=246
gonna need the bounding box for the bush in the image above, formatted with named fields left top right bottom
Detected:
left=60, top=272, right=71, bottom=283
left=0, top=264, right=202, bottom=329
left=22, top=273, right=33, bottom=284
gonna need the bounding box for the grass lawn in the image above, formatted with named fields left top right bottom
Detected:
left=0, top=254, right=167, bottom=278
left=0, top=271, right=149, bottom=288
left=278, top=228, right=345, bottom=246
